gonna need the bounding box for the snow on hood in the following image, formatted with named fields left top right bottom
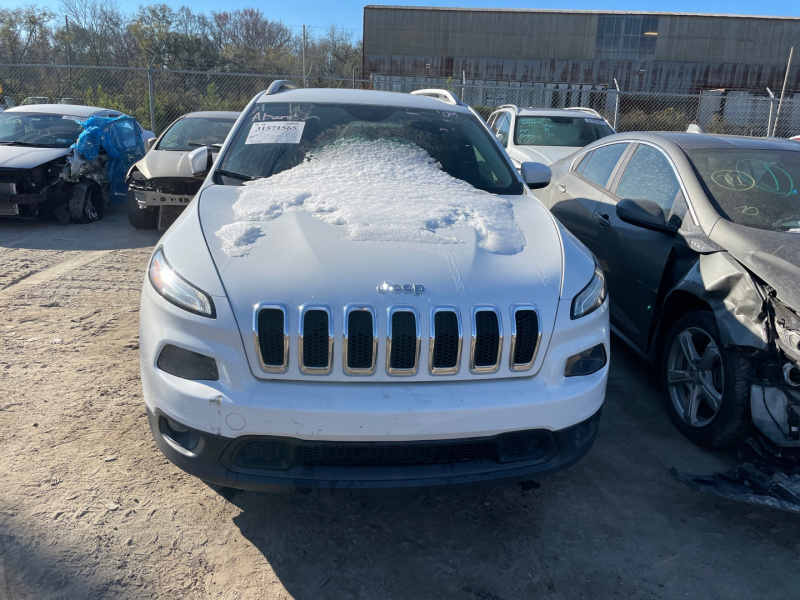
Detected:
left=215, top=139, right=526, bottom=257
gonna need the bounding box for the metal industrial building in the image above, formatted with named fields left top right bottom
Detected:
left=362, top=6, right=800, bottom=95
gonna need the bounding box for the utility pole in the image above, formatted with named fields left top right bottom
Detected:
left=302, top=25, right=307, bottom=88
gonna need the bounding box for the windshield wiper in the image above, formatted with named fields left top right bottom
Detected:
left=215, top=168, right=256, bottom=181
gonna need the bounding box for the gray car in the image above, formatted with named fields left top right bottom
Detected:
left=541, top=131, right=800, bottom=449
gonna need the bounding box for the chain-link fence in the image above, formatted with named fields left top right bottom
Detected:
left=2, top=64, right=799, bottom=137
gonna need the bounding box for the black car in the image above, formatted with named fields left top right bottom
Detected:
left=542, top=132, right=800, bottom=448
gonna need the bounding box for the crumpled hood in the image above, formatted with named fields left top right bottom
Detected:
left=133, top=149, right=195, bottom=179
left=0, top=145, right=70, bottom=169
left=711, top=219, right=800, bottom=311
left=510, top=145, right=577, bottom=166
left=197, top=184, right=566, bottom=381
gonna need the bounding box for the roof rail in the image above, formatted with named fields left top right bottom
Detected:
left=564, top=106, right=603, bottom=118
left=265, top=80, right=300, bottom=95
left=410, top=89, right=464, bottom=106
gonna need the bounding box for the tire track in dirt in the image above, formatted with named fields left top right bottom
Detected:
left=0, top=251, right=112, bottom=298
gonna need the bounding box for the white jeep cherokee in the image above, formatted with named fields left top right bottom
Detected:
left=139, top=82, right=609, bottom=492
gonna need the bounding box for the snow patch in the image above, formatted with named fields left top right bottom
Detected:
left=215, top=139, right=525, bottom=256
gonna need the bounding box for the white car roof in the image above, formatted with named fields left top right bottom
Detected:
left=253, top=88, right=474, bottom=113
left=3, top=104, right=120, bottom=117
left=180, top=111, right=240, bottom=120
left=514, top=108, right=604, bottom=119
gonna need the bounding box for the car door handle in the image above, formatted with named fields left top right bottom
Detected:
left=596, top=213, right=611, bottom=227
left=558, top=184, right=566, bottom=193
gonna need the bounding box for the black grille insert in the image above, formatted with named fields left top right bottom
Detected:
left=432, top=310, right=460, bottom=370
left=474, top=311, right=500, bottom=368
left=513, top=310, right=539, bottom=366
left=390, top=311, right=417, bottom=371
left=227, top=429, right=555, bottom=471
left=302, top=310, right=330, bottom=369
left=257, top=308, right=286, bottom=368
left=347, top=311, right=374, bottom=370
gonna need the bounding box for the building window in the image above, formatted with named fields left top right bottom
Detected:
left=595, top=15, right=659, bottom=60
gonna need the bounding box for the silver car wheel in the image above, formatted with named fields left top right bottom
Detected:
left=666, top=327, right=724, bottom=428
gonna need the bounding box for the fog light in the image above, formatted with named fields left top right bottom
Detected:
left=565, top=344, right=607, bottom=377
left=157, top=344, right=219, bottom=380
left=159, top=415, right=199, bottom=452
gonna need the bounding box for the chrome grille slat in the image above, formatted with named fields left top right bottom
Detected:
left=471, top=306, right=502, bottom=374
left=429, top=307, right=462, bottom=375
left=343, top=305, right=378, bottom=375
left=299, top=306, right=333, bottom=375
left=253, top=303, right=288, bottom=373
left=387, top=307, right=420, bottom=376
left=510, top=305, right=541, bottom=372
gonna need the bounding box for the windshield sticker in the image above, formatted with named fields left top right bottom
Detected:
left=245, top=121, right=306, bottom=145
left=61, top=115, right=84, bottom=122
left=585, top=118, right=607, bottom=125
left=251, top=112, right=293, bottom=122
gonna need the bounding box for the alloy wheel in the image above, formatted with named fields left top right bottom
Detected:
left=666, top=327, right=724, bottom=428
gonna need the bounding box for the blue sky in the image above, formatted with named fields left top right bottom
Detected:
left=32, top=1, right=800, bottom=37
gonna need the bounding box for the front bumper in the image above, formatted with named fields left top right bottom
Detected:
left=131, top=188, right=195, bottom=207
left=147, top=405, right=602, bottom=492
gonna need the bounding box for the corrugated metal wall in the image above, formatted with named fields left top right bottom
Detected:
left=363, top=7, right=800, bottom=94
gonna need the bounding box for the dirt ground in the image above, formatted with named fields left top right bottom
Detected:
left=0, top=207, right=799, bottom=600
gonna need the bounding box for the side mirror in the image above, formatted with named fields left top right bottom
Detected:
left=520, top=161, right=551, bottom=190
left=616, top=198, right=675, bottom=233
left=188, top=145, right=213, bottom=179
left=144, top=137, right=156, bottom=152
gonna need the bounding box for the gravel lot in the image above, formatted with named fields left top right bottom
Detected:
left=1, top=207, right=799, bottom=600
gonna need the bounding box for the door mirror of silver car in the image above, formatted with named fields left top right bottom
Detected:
left=144, top=137, right=157, bottom=152
left=520, top=162, right=551, bottom=190
left=616, top=198, right=676, bottom=234
left=188, top=146, right=213, bottom=178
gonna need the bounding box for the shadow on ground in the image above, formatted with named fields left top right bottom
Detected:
left=0, top=206, right=162, bottom=251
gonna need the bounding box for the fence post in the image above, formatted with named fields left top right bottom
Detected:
left=148, top=67, right=156, bottom=134
left=612, top=78, right=621, bottom=130
left=766, top=87, right=775, bottom=137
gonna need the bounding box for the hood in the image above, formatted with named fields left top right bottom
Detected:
left=133, top=148, right=197, bottom=179
left=710, top=219, right=800, bottom=310
left=0, top=145, right=70, bottom=169
left=510, top=145, right=578, bottom=167
left=197, top=184, right=565, bottom=382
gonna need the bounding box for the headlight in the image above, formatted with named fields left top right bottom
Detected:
left=148, top=247, right=216, bottom=318
left=570, top=259, right=606, bottom=320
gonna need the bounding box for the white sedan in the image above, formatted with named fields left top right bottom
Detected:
left=139, top=83, right=609, bottom=492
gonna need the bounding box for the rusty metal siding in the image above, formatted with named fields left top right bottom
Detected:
left=363, top=7, right=800, bottom=94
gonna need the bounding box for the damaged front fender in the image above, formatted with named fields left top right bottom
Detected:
left=667, top=252, right=768, bottom=349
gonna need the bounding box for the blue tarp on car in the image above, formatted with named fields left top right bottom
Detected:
left=72, top=115, right=146, bottom=203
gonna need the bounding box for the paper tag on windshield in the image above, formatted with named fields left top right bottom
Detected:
left=245, top=121, right=305, bottom=144
left=61, top=115, right=83, bottom=122
left=585, top=118, right=606, bottom=125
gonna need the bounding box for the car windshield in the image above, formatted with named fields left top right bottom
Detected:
left=686, top=148, right=800, bottom=232
left=156, top=117, right=236, bottom=151
left=514, top=116, right=613, bottom=147
left=0, top=111, right=85, bottom=147
left=216, top=101, right=523, bottom=195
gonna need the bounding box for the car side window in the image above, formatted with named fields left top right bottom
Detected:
left=493, top=113, right=511, bottom=147
left=579, top=143, right=628, bottom=188
left=573, top=151, right=593, bottom=174
left=615, top=144, right=681, bottom=215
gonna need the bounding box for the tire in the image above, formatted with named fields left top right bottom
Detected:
left=69, top=182, right=104, bottom=223
left=126, top=190, right=158, bottom=229
left=661, top=310, right=752, bottom=447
